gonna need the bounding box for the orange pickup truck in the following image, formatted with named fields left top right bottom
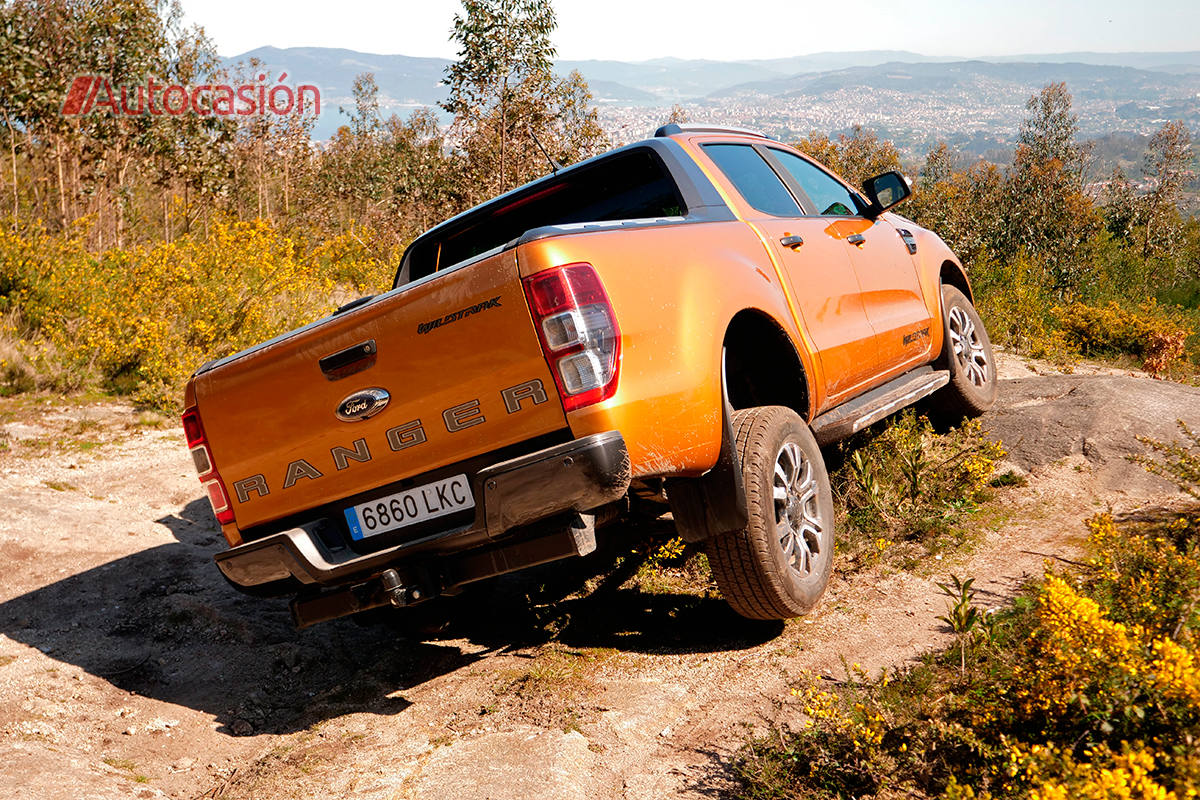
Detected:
left=182, top=124, right=996, bottom=628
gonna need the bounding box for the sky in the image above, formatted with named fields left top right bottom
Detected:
left=184, top=0, right=1200, bottom=62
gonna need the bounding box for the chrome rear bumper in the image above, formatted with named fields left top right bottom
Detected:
left=214, top=430, right=630, bottom=588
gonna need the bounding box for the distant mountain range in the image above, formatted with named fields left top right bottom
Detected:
left=711, top=60, right=1200, bottom=101
left=219, top=47, right=1200, bottom=144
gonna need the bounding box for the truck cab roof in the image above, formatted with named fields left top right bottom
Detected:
left=393, top=137, right=734, bottom=288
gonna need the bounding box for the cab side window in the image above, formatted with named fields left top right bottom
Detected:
left=702, top=143, right=801, bottom=217
left=769, top=149, right=861, bottom=217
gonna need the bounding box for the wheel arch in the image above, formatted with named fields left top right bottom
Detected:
left=939, top=260, right=973, bottom=304
left=722, top=309, right=813, bottom=421
left=666, top=307, right=812, bottom=546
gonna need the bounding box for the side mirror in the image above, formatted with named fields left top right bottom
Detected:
left=861, top=171, right=912, bottom=217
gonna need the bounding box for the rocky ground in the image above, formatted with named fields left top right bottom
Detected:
left=0, top=352, right=1197, bottom=800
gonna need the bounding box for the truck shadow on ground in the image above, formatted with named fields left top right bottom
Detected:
left=0, top=499, right=781, bottom=737
left=438, top=536, right=786, bottom=653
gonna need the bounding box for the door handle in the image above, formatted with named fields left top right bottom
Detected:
left=847, top=233, right=866, bottom=246
left=779, top=234, right=804, bottom=249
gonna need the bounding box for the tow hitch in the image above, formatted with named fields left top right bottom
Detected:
left=290, top=568, right=431, bottom=629
left=288, top=511, right=600, bottom=629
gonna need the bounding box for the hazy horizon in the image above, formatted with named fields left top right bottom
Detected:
left=218, top=45, right=1200, bottom=64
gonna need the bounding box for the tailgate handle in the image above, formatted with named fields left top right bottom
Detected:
left=319, top=339, right=377, bottom=381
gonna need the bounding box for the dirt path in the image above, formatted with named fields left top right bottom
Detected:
left=1, top=354, right=1197, bottom=800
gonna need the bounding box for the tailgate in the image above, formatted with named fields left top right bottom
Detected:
left=191, top=249, right=567, bottom=530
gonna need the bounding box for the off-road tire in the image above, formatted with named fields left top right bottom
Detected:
left=929, top=285, right=997, bottom=419
left=705, top=406, right=834, bottom=620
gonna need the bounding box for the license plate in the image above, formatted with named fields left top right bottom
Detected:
left=343, top=474, right=475, bottom=540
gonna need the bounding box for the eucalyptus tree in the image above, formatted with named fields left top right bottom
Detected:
left=1002, top=82, right=1100, bottom=296
left=442, top=0, right=556, bottom=197
left=441, top=0, right=605, bottom=201
left=1141, top=120, right=1193, bottom=261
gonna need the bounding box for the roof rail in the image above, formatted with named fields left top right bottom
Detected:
left=654, top=123, right=773, bottom=140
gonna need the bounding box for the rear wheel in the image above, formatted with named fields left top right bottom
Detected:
left=929, top=285, right=997, bottom=419
left=706, top=406, right=834, bottom=620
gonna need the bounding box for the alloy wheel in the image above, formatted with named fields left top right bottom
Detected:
left=948, top=305, right=989, bottom=387
left=772, top=441, right=824, bottom=578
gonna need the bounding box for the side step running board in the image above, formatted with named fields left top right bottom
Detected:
left=810, top=367, right=950, bottom=446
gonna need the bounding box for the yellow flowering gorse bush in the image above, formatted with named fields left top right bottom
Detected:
left=1, top=220, right=396, bottom=408
left=1055, top=299, right=1194, bottom=377
left=1020, top=746, right=1186, bottom=800
left=735, top=503, right=1200, bottom=800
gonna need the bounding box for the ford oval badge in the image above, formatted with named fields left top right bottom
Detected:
left=336, top=388, right=390, bottom=422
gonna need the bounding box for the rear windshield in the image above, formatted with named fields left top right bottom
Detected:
left=397, top=147, right=685, bottom=286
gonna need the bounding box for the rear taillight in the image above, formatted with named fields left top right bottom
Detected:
left=522, top=262, right=621, bottom=412
left=182, top=406, right=235, bottom=526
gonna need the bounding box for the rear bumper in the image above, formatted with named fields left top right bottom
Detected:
left=214, top=430, right=630, bottom=588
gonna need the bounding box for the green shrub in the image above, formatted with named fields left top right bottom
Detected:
left=831, top=412, right=1006, bottom=571
left=969, top=252, right=1082, bottom=367
left=1055, top=299, right=1193, bottom=375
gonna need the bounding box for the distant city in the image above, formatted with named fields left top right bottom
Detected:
left=223, top=47, right=1200, bottom=171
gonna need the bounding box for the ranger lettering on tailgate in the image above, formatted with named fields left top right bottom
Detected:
left=230, top=378, right=549, bottom=503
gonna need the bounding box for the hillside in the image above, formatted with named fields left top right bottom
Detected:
left=1, top=353, right=1197, bottom=797
left=711, top=59, right=1200, bottom=99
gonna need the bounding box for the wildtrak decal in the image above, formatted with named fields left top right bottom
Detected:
left=417, top=296, right=502, bottom=334
left=230, top=378, right=549, bottom=503
left=903, top=326, right=931, bottom=346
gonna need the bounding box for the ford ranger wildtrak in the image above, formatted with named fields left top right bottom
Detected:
left=181, top=124, right=996, bottom=628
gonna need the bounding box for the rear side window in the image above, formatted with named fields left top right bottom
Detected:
left=702, top=143, right=800, bottom=217
left=768, top=148, right=860, bottom=217
left=400, top=148, right=686, bottom=285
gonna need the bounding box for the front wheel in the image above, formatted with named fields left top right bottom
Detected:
left=706, top=406, right=834, bottom=620
left=929, top=284, right=997, bottom=419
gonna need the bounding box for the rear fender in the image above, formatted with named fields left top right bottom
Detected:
left=517, top=221, right=815, bottom=478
